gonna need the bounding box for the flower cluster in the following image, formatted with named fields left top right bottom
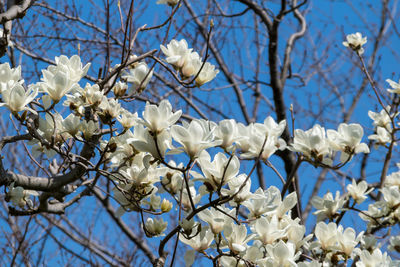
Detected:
left=289, top=123, right=369, bottom=166
left=160, top=39, right=219, bottom=86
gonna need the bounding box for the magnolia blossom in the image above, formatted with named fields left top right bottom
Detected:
left=356, top=248, right=395, bottom=267
left=6, top=182, right=38, bottom=208
left=385, top=170, right=400, bottom=187
left=386, top=78, right=400, bottom=94
left=0, top=83, right=38, bottom=113
left=144, top=217, right=167, bottom=237
left=260, top=241, right=300, bottom=267
left=224, top=222, right=254, bottom=254
left=62, top=113, right=81, bottom=136
left=311, top=191, right=345, bottom=221
left=192, top=151, right=240, bottom=191
left=180, top=226, right=214, bottom=252
left=171, top=119, right=221, bottom=159
left=214, top=119, right=241, bottom=150
left=368, top=106, right=393, bottom=131
left=198, top=206, right=234, bottom=234
left=368, top=126, right=392, bottom=145
left=121, top=62, right=153, bottom=93
left=252, top=215, right=287, bottom=245
left=346, top=179, right=373, bottom=204
left=141, top=100, right=182, bottom=134
left=290, top=124, right=332, bottom=165
left=388, top=235, right=400, bottom=253
left=160, top=39, right=192, bottom=68
left=327, top=123, right=369, bottom=163
left=0, top=63, right=22, bottom=93
left=343, top=32, right=367, bottom=54
left=243, top=187, right=280, bottom=218
left=313, top=222, right=340, bottom=251
left=195, top=62, right=220, bottom=86
left=40, top=55, right=90, bottom=102
left=112, top=81, right=128, bottom=97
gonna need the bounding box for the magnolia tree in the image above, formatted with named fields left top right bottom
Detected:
left=0, top=0, right=399, bottom=266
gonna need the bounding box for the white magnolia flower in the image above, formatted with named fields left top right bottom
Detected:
left=368, top=126, right=392, bottom=145
left=261, top=240, right=301, bottom=267
left=98, top=97, right=122, bottom=122
left=343, top=32, right=367, bottom=54
left=346, top=179, right=373, bottom=204
left=6, top=182, right=39, bottom=208
left=180, top=226, right=214, bottom=252
left=388, top=235, right=400, bottom=253
left=144, top=217, right=167, bottom=237
left=198, top=206, right=234, bottom=234
left=356, top=248, right=394, bottom=267
left=381, top=186, right=400, bottom=208
left=112, top=81, right=128, bottom=97
left=214, top=119, right=242, bottom=151
left=311, top=191, right=345, bottom=221
left=40, top=55, right=90, bottom=102
left=314, top=222, right=340, bottom=251
left=160, top=39, right=192, bottom=68
left=224, top=222, right=254, bottom=254
left=117, top=109, right=138, bottom=129
left=0, top=83, right=38, bottom=113
left=181, top=51, right=202, bottom=78
left=171, top=119, right=221, bottom=159
left=385, top=170, right=400, bottom=187
left=62, top=114, right=81, bottom=136
left=129, top=124, right=173, bottom=159
left=290, top=124, right=332, bottom=165
left=337, top=226, right=363, bottom=257
left=0, top=63, right=22, bottom=93
left=252, top=215, right=287, bottom=245
left=327, top=123, right=369, bottom=163
left=240, top=118, right=286, bottom=161
left=224, top=174, right=252, bottom=206
left=79, top=120, right=99, bottom=140
left=368, top=106, right=393, bottom=131
left=192, top=151, right=240, bottom=191
left=242, top=187, right=280, bottom=219
left=82, top=83, right=104, bottom=107
left=386, top=79, right=400, bottom=94
left=156, top=0, right=179, bottom=6
left=141, top=100, right=182, bottom=134
left=195, top=62, right=219, bottom=86
left=121, top=62, right=153, bottom=93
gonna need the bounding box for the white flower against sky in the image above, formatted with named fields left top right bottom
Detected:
left=368, top=106, right=394, bottom=131
left=0, top=83, right=38, bottom=113
left=314, top=222, right=340, bottom=251
left=160, top=39, right=192, bottom=68
left=356, top=248, right=394, bottom=267
left=224, top=174, right=252, bottom=206
left=141, top=100, right=182, bottom=134
left=198, top=206, right=234, bottom=234
left=337, top=226, right=363, bottom=257
left=192, top=150, right=240, bottom=191
left=385, top=170, right=400, bottom=187
left=224, top=222, right=254, bottom=254
left=327, top=123, right=369, bottom=163
left=252, top=215, right=287, bottom=245
left=0, top=63, right=22, bottom=93
left=311, top=191, right=345, bottom=221
left=171, top=119, right=221, bottom=159
left=214, top=119, right=241, bottom=151
left=261, top=240, right=300, bottom=267
left=195, top=62, right=219, bottom=86
left=144, top=217, right=167, bottom=237
left=243, top=187, right=280, bottom=219
left=289, top=124, right=332, bottom=165
left=343, top=32, right=367, bottom=54
left=180, top=226, right=214, bottom=252
left=368, top=126, right=392, bottom=146
left=121, top=62, right=153, bottom=93
left=6, top=182, right=39, bottom=208
left=386, top=78, right=400, bottom=94
left=117, top=109, right=138, bottom=129
left=346, top=179, right=373, bottom=204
